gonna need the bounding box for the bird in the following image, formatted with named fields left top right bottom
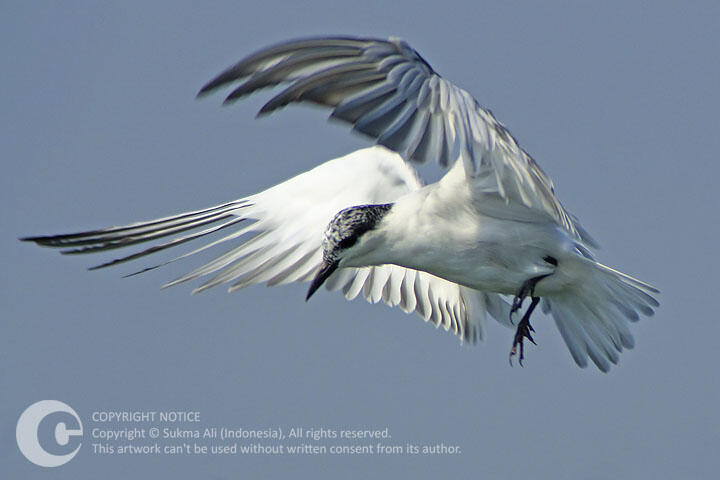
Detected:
left=22, top=35, right=659, bottom=372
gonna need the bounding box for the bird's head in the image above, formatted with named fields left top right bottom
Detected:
left=306, top=203, right=394, bottom=300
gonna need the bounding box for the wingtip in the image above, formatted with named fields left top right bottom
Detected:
left=86, top=259, right=119, bottom=271
left=197, top=63, right=252, bottom=99
left=19, top=235, right=52, bottom=245
left=257, top=104, right=273, bottom=117
left=222, top=95, right=241, bottom=107
left=122, top=265, right=157, bottom=278
left=596, top=362, right=611, bottom=374
left=197, top=77, right=226, bottom=98
left=196, top=90, right=207, bottom=100
left=191, top=285, right=211, bottom=295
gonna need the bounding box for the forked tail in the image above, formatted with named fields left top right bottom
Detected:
left=544, top=261, right=659, bottom=372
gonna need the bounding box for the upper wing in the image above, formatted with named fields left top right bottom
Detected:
left=23, top=146, right=510, bottom=343
left=198, top=35, right=586, bottom=241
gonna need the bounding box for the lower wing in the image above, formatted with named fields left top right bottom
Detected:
left=23, top=146, right=511, bottom=343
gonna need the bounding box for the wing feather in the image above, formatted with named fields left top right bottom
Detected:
left=24, top=146, right=508, bottom=344
left=200, top=39, right=557, bottom=217
left=199, top=35, right=598, bottom=243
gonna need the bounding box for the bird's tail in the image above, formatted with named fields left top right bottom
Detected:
left=543, top=260, right=659, bottom=372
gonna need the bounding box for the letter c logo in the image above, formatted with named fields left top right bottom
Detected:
left=16, top=400, right=83, bottom=467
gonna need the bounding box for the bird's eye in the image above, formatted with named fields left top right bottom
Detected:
left=337, top=233, right=360, bottom=250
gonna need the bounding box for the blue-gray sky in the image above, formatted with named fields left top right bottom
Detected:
left=2, top=1, right=719, bottom=478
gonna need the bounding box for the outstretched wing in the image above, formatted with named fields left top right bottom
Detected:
left=198, top=35, right=586, bottom=241
left=23, top=146, right=510, bottom=343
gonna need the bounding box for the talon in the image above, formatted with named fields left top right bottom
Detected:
left=511, top=295, right=524, bottom=314
left=509, top=296, right=524, bottom=326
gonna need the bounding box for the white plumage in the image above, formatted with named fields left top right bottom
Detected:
left=24, top=36, right=658, bottom=371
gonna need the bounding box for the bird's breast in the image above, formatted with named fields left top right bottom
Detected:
left=378, top=207, right=575, bottom=295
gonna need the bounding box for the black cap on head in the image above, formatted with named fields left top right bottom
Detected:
left=305, top=203, right=393, bottom=301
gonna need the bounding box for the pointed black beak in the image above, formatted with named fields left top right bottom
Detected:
left=306, top=259, right=339, bottom=301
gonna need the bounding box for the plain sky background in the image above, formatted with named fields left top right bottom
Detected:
left=2, top=1, right=719, bottom=478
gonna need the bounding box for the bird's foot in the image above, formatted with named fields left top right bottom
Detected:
left=509, top=313, right=536, bottom=367
left=509, top=296, right=540, bottom=367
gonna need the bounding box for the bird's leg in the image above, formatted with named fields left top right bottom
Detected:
left=509, top=275, right=547, bottom=367
left=510, top=281, right=533, bottom=322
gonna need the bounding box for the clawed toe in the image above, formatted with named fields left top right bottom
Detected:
left=509, top=321, right=536, bottom=366
left=509, top=296, right=540, bottom=367
left=508, top=275, right=549, bottom=367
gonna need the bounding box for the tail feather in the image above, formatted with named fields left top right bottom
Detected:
left=546, top=261, right=658, bottom=372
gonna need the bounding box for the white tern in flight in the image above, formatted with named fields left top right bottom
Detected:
left=23, top=36, right=659, bottom=372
